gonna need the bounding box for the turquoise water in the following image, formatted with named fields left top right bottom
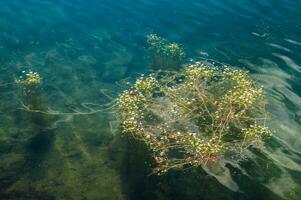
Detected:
left=0, top=0, right=300, bottom=199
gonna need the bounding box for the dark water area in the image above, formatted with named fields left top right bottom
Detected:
left=0, top=0, right=300, bottom=199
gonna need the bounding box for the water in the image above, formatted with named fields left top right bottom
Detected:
left=0, top=0, right=300, bottom=199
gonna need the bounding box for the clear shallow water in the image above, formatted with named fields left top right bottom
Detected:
left=0, top=0, right=300, bottom=199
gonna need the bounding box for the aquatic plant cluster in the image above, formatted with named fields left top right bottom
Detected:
left=147, top=34, right=185, bottom=70
left=16, top=70, right=42, bottom=96
left=117, top=62, right=271, bottom=174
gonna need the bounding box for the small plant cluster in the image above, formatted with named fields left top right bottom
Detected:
left=117, top=62, right=271, bottom=174
left=147, top=34, right=185, bottom=70
left=16, top=70, right=42, bottom=96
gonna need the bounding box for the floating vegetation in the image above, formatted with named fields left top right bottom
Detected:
left=11, top=53, right=272, bottom=194
left=16, top=70, right=42, bottom=97
left=15, top=70, right=43, bottom=114
left=117, top=62, right=271, bottom=175
left=147, top=34, right=185, bottom=70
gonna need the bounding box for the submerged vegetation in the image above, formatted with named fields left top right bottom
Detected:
left=147, top=34, right=185, bottom=70
left=16, top=70, right=42, bottom=97
left=13, top=36, right=271, bottom=181
left=3, top=33, right=274, bottom=199
left=0, top=0, right=300, bottom=197
left=117, top=62, right=271, bottom=174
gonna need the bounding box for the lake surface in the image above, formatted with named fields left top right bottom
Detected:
left=0, top=0, right=300, bottom=199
